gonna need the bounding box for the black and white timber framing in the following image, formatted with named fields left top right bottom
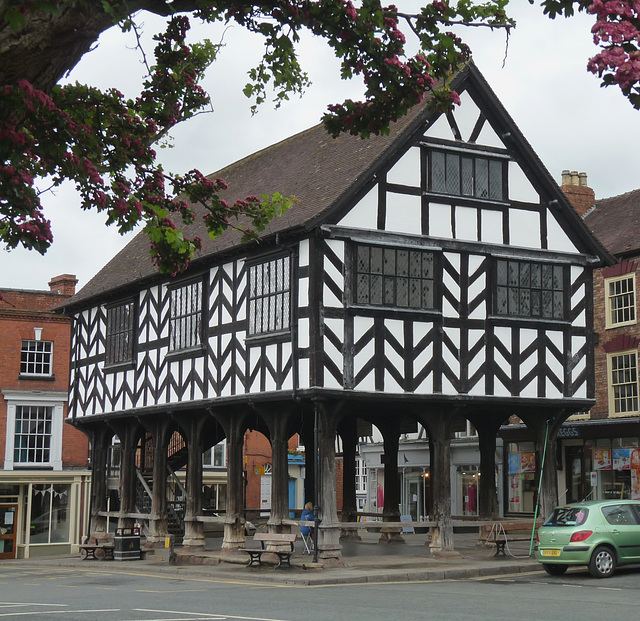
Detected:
left=62, top=63, right=612, bottom=560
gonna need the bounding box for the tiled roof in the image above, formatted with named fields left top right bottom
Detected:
left=65, top=84, right=437, bottom=307
left=585, top=189, right=640, bottom=257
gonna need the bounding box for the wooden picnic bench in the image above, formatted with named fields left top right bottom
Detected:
left=79, top=538, right=115, bottom=561
left=240, top=532, right=297, bottom=569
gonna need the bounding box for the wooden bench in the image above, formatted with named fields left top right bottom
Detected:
left=79, top=539, right=115, bottom=561
left=240, top=533, right=297, bottom=569
left=478, top=522, right=538, bottom=556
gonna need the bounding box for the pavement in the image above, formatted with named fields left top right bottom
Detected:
left=6, top=530, right=543, bottom=586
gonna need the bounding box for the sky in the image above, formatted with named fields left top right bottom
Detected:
left=3, top=1, right=640, bottom=292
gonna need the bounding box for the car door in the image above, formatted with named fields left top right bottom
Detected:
left=601, top=503, right=640, bottom=563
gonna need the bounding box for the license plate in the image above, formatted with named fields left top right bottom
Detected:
left=542, top=549, right=561, bottom=557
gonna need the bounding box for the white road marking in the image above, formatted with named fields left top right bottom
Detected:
left=135, top=610, right=291, bottom=621
left=0, top=609, right=119, bottom=617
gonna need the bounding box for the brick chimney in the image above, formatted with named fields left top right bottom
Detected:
left=48, top=274, right=78, bottom=297
left=561, top=170, right=595, bottom=217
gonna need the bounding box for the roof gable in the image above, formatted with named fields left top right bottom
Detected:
left=66, top=63, right=612, bottom=309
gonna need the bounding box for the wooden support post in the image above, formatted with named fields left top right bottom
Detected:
left=338, top=417, right=359, bottom=540
left=222, top=415, right=247, bottom=549
left=317, top=401, right=342, bottom=562
left=182, top=419, right=205, bottom=550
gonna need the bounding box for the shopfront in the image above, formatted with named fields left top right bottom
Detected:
left=0, top=473, right=90, bottom=558
left=502, top=418, right=640, bottom=514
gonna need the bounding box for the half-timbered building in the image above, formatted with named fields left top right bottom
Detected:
left=62, top=63, right=611, bottom=561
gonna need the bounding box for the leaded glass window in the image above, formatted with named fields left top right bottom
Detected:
left=248, top=255, right=291, bottom=336
left=496, top=260, right=565, bottom=319
left=169, top=280, right=203, bottom=351
left=105, top=300, right=135, bottom=365
left=429, top=150, right=505, bottom=200
left=355, top=244, right=435, bottom=310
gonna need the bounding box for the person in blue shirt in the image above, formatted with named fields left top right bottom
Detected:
left=301, top=502, right=315, bottom=537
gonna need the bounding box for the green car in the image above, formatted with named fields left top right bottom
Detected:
left=535, top=500, right=640, bottom=578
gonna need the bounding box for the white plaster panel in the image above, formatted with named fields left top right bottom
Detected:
left=571, top=280, right=586, bottom=328
left=423, top=113, right=454, bottom=141
left=194, top=357, right=205, bottom=400
left=298, top=238, right=310, bottom=268
left=298, top=317, right=310, bottom=349
left=281, top=343, right=294, bottom=390
left=298, top=276, right=309, bottom=310
left=336, top=186, right=379, bottom=230
left=508, top=161, right=540, bottom=203
left=387, top=146, right=420, bottom=187
left=442, top=253, right=460, bottom=319
left=509, top=209, right=541, bottom=249
left=385, top=192, right=422, bottom=236
left=545, top=331, right=564, bottom=397
left=264, top=344, right=277, bottom=392
left=476, top=120, right=505, bottom=149
left=467, top=329, right=485, bottom=376
left=298, top=357, right=310, bottom=389
left=451, top=91, right=481, bottom=141
left=384, top=370, right=404, bottom=394
left=249, top=348, right=260, bottom=393
left=480, top=209, right=503, bottom=245
left=429, top=202, right=453, bottom=239
left=455, top=205, right=478, bottom=241
left=467, top=256, right=487, bottom=320
left=384, top=319, right=405, bottom=381
left=547, top=211, right=579, bottom=253
left=572, top=335, right=586, bottom=361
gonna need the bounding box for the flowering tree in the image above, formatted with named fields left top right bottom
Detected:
left=540, top=1, right=640, bottom=108
left=0, top=0, right=515, bottom=274
left=2, top=1, right=639, bottom=276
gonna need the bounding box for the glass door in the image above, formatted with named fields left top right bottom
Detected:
left=0, top=505, right=17, bottom=559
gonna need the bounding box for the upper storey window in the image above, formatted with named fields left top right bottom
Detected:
left=169, top=280, right=203, bottom=352
left=248, top=255, right=291, bottom=336
left=429, top=150, right=505, bottom=201
left=20, top=340, right=53, bottom=377
left=105, top=300, right=135, bottom=366
left=495, top=259, right=565, bottom=319
left=355, top=244, right=435, bottom=310
left=606, top=274, right=636, bottom=329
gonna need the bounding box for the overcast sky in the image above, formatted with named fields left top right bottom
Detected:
left=3, top=2, right=639, bottom=292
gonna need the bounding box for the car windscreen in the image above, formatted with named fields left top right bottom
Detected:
left=543, top=507, right=589, bottom=527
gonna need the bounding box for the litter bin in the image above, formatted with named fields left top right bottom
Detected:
left=114, top=527, right=141, bottom=561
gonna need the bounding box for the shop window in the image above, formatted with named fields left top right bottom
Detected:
left=607, top=350, right=639, bottom=415
left=605, top=274, right=636, bottom=329
left=105, top=300, right=136, bottom=366
left=495, top=259, right=565, bottom=319
left=20, top=340, right=53, bottom=377
left=354, top=244, right=435, bottom=310
left=27, top=483, right=70, bottom=544
left=169, top=279, right=203, bottom=352
left=507, top=444, right=536, bottom=513
left=247, top=254, right=291, bottom=336
left=429, top=149, right=505, bottom=201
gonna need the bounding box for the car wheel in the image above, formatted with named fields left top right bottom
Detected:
left=542, top=563, right=567, bottom=576
left=589, top=546, right=616, bottom=578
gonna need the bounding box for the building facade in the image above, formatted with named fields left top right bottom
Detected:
left=0, top=275, right=90, bottom=558
left=62, top=64, right=610, bottom=561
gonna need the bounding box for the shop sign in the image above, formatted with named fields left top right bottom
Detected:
left=557, top=427, right=581, bottom=438
left=613, top=448, right=632, bottom=470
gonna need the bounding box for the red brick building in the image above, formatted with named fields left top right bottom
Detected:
left=0, top=275, right=91, bottom=559
left=542, top=175, right=640, bottom=504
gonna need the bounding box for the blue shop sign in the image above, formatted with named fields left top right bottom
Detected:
left=557, top=427, right=581, bottom=439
